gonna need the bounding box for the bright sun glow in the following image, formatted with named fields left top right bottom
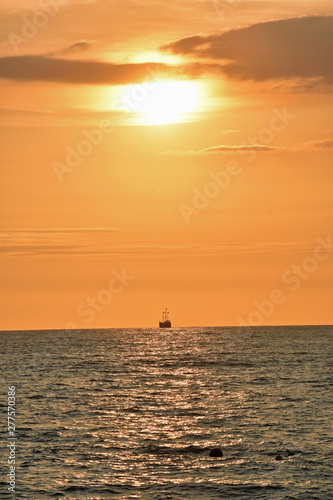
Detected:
left=120, top=80, right=202, bottom=125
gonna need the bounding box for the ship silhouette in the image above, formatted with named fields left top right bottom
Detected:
left=159, top=308, right=171, bottom=328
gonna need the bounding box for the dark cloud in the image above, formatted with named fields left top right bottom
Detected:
left=0, top=55, right=175, bottom=85
left=163, top=15, right=333, bottom=83
left=2, top=16, right=332, bottom=87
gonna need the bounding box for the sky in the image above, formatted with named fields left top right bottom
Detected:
left=1, top=0, right=333, bottom=330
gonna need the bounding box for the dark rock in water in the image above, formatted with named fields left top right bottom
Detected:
left=275, top=455, right=283, bottom=461
left=286, top=450, right=295, bottom=456
left=209, top=448, right=223, bottom=457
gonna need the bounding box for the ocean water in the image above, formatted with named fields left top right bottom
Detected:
left=1, top=326, right=332, bottom=500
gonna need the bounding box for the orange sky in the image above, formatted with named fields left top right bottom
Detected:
left=1, top=0, right=333, bottom=330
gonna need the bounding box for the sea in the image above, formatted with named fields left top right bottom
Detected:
left=1, top=325, right=332, bottom=500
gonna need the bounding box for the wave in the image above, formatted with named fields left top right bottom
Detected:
left=137, top=444, right=210, bottom=455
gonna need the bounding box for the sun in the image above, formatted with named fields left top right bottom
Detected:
left=121, top=80, right=202, bottom=125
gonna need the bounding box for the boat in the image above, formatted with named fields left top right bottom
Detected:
left=159, top=308, right=171, bottom=328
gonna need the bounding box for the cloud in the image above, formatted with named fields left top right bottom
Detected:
left=1, top=228, right=119, bottom=234
left=203, top=144, right=285, bottom=153
left=267, top=77, right=333, bottom=94
left=162, top=15, right=333, bottom=83
left=0, top=227, right=317, bottom=258
left=6, top=16, right=333, bottom=88
left=0, top=55, right=176, bottom=85
left=220, top=129, right=240, bottom=136
left=163, top=144, right=286, bottom=155
left=0, top=106, right=129, bottom=128
left=0, top=228, right=120, bottom=257
left=1, top=227, right=248, bottom=258
left=50, top=40, right=96, bottom=56
left=163, top=138, right=333, bottom=156
left=294, top=139, right=333, bottom=152
left=205, top=141, right=333, bottom=153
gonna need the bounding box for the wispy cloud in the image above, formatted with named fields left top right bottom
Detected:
left=293, top=139, right=333, bottom=152
left=203, top=144, right=285, bottom=153
left=0, top=228, right=321, bottom=258
left=162, top=144, right=286, bottom=155
left=162, top=137, right=333, bottom=156
left=267, top=78, right=333, bottom=94
left=220, top=129, right=240, bottom=136
left=49, top=40, right=96, bottom=57
left=0, top=228, right=120, bottom=257
left=1, top=228, right=119, bottom=234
